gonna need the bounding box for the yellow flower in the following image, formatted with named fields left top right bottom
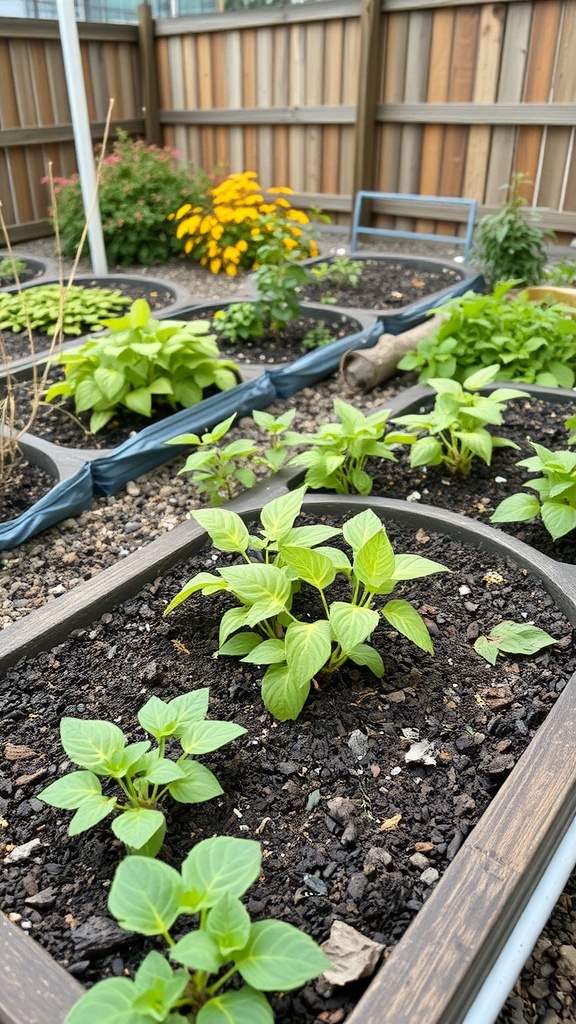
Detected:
left=184, top=239, right=194, bottom=254
left=212, top=224, right=224, bottom=240
left=210, top=257, right=222, bottom=274
left=200, top=215, right=213, bottom=234
left=176, top=217, right=192, bottom=239
left=236, top=239, right=249, bottom=252
left=225, top=263, right=238, bottom=276
left=282, top=237, right=298, bottom=251
left=258, top=203, right=276, bottom=215
left=175, top=203, right=192, bottom=219
left=267, top=186, right=294, bottom=195
left=275, top=198, right=291, bottom=209
left=287, top=208, right=309, bottom=224
left=309, top=240, right=319, bottom=257
left=289, top=225, right=302, bottom=238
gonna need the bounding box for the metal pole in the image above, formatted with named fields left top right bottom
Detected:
left=56, top=0, right=108, bottom=274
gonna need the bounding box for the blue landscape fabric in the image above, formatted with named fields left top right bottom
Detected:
left=0, top=464, right=93, bottom=552
left=270, top=321, right=384, bottom=398
left=380, top=272, right=486, bottom=335
left=90, top=373, right=278, bottom=496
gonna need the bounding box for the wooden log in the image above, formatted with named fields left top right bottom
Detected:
left=340, top=313, right=443, bottom=390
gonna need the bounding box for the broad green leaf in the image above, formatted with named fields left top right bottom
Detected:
left=462, top=364, right=501, bottom=390
left=279, top=525, right=342, bottom=548
left=342, top=508, right=382, bottom=553
left=329, top=602, right=379, bottom=654
left=347, top=643, right=385, bottom=677
left=353, top=530, right=395, bottom=590
left=219, top=564, right=292, bottom=614
left=138, top=696, right=179, bottom=739
left=261, top=663, right=309, bottom=722
left=541, top=500, right=576, bottom=540
left=488, top=620, right=557, bottom=656
left=197, top=987, right=273, bottom=1024
left=474, top=634, right=499, bottom=665
left=111, top=809, right=166, bottom=851
left=169, top=930, right=223, bottom=973
left=456, top=429, right=493, bottom=465
left=207, top=892, right=251, bottom=956
left=167, top=760, right=223, bottom=804
left=391, top=554, right=450, bottom=581
left=241, top=638, right=286, bottom=664
left=280, top=546, right=336, bottom=590
left=133, top=951, right=188, bottom=1019
left=142, top=758, right=186, bottom=785
left=314, top=545, right=352, bottom=574
left=93, top=366, right=125, bottom=402
left=68, top=793, right=118, bottom=835
left=124, top=387, right=152, bottom=418
left=235, top=920, right=331, bottom=990
left=410, top=436, right=443, bottom=468
left=192, top=507, right=250, bottom=553
left=38, top=770, right=103, bottom=810
left=285, top=620, right=332, bottom=686
left=108, top=856, right=183, bottom=935
left=180, top=836, right=261, bottom=911
left=168, top=689, right=211, bottom=731
left=64, top=977, right=149, bottom=1024
left=179, top=720, right=246, bottom=756
left=259, top=486, right=307, bottom=542
left=164, top=572, right=228, bottom=615
left=349, top=467, right=373, bottom=495
left=218, top=632, right=262, bottom=657
left=383, top=599, right=434, bottom=654
left=491, top=493, right=541, bottom=523
left=219, top=606, right=251, bottom=647
left=60, top=717, right=126, bottom=774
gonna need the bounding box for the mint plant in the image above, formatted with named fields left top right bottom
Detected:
left=301, top=324, right=334, bottom=350
left=391, top=364, right=528, bottom=477
left=64, top=835, right=330, bottom=1024
left=45, top=299, right=239, bottom=433
left=286, top=398, right=413, bottom=495
left=37, top=690, right=246, bottom=855
left=474, top=620, right=557, bottom=664
left=0, top=282, right=130, bottom=337
left=0, top=256, right=26, bottom=282
left=491, top=442, right=576, bottom=540
left=164, top=487, right=449, bottom=721
left=397, top=283, right=576, bottom=388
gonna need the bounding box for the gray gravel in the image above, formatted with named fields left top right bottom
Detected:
left=3, top=235, right=576, bottom=1024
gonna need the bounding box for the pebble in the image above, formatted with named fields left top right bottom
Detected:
left=420, top=867, right=439, bottom=885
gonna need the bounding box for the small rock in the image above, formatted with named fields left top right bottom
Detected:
left=363, top=847, right=392, bottom=877
left=420, top=867, right=439, bottom=885
left=321, top=920, right=385, bottom=986
left=326, top=797, right=356, bottom=824
left=4, top=838, right=43, bottom=863
left=558, top=945, right=576, bottom=979
left=24, top=886, right=57, bottom=909
left=125, top=481, right=141, bottom=497
left=347, top=873, right=368, bottom=901
left=4, top=743, right=39, bottom=761
left=341, top=822, right=357, bottom=848
left=71, top=915, right=132, bottom=957
left=485, top=753, right=515, bottom=776
left=409, top=852, right=430, bottom=870
left=124, top=521, right=141, bottom=534
left=303, top=874, right=329, bottom=896
left=348, top=730, right=368, bottom=759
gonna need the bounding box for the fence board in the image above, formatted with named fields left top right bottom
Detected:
left=417, top=7, right=454, bottom=232
left=538, top=1, right=576, bottom=214
left=376, top=10, right=409, bottom=225
left=396, top=9, right=431, bottom=229
left=226, top=30, right=243, bottom=173
left=485, top=2, right=532, bottom=203
left=514, top=0, right=561, bottom=203
left=462, top=2, right=505, bottom=202
left=288, top=23, right=306, bottom=193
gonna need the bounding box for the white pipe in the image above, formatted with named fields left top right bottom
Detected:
left=56, top=0, right=108, bottom=275
left=461, top=812, right=576, bottom=1024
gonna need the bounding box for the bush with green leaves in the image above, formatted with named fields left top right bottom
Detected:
left=491, top=441, right=576, bottom=540
left=164, top=487, right=449, bottom=721
left=286, top=398, right=412, bottom=496
left=38, top=690, right=245, bottom=856
left=543, top=259, right=576, bottom=287
left=214, top=261, right=310, bottom=346
left=47, top=129, right=211, bottom=266
left=398, top=282, right=576, bottom=388
left=45, top=299, right=239, bottom=433
left=472, top=173, right=553, bottom=289
left=391, top=364, right=528, bottom=477
left=64, top=835, right=330, bottom=1024
left=0, top=282, right=130, bottom=337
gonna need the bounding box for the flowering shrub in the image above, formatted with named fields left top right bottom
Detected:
left=45, top=130, right=211, bottom=266
left=170, top=171, right=319, bottom=275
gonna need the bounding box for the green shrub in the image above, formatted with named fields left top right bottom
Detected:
left=472, top=174, right=553, bottom=288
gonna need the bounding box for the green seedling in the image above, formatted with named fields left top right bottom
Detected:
left=474, top=620, right=557, bottom=665
left=213, top=302, right=266, bottom=345
left=392, top=364, right=528, bottom=477
left=491, top=442, right=576, bottom=540
left=0, top=257, right=26, bottom=281
left=164, top=486, right=449, bottom=721
left=543, top=259, right=576, bottom=287
left=286, top=397, right=413, bottom=495
left=0, top=282, right=130, bottom=337
left=472, top=173, right=552, bottom=289
left=64, top=835, right=330, bottom=1024
left=44, top=299, right=239, bottom=433
left=309, top=256, right=364, bottom=290
left=301, top=324, right=334, bottom=350
left=38, top=690, right=246, bottom=856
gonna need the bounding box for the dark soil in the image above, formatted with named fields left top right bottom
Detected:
left=1, top=512, right=574, bottom=1022
left=0, top=455, right=55, bottom=521
left=369, top=395, right=576, bottom=564
left=298, top=259, right=463, bottom=311
left=0, top=278, right=180, bottom=362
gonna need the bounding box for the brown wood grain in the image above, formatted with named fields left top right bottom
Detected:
left=462, top=2, right=505, bottom=203
left=538, top=1, right=576, bottom=213
left=0, top=914, right=84, bottom=1024
left=437, top=6, right=479, bottom=233
left=485, top=2, right=532, bottom=204
left=376, top=11, right=409, bottom=221
left=417, top=7, right=454, bottom=232
left=395, top=9, right=431, bottom=230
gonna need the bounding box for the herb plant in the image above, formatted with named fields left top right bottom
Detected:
left=543, top=259, right=576, bottom=287
left=38, top=690, right=246, bottom=856
left=0, top=282, right=130, bottom=337
left=64, top=835, right=330, bottom=1024
left=286, top=398, right=412, bottom=495
left=47, top=129, right=210, bottom=265
left=45, top=299, right=239, bottom=433
left=301, top=324, right=334, bottom=350
left=0, top=256, right=26, bottom=281
left=397, top=282, right=576, bottom=387
left=309, top=256, right=364, bottom=302
left=491, top=442, right=576, bottom=540
left=214, top=261, right=310, bottom=345
left=213, top=302, right=265, bottom=345
left=165, top=487, right=449, bottom=721
left=391, top=364, right=528, bottom=477
left=474, top=620, right=557, bottom=664
left=472, top=173, right=553, bottom=288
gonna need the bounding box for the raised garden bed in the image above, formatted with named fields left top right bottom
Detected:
left=0, top=253, right=58, bottom=290
left=1, top=492, right=576, bottom=1024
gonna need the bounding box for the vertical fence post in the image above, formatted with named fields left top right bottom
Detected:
left=353, top=0, right=382, bottom=239
left=138, top=3, right=162, bottom=146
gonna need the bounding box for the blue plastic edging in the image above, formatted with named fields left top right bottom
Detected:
left=0, top=463, right=93, bottom=551
left=270, top=321, right=384, bottom=399
left=380, top=273, right=486, bottom=335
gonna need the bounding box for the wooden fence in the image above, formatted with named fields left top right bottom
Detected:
left=2, top=0, right=576, bottom=244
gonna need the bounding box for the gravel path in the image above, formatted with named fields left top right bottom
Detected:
left=3, top=235, right=576, bottom=1024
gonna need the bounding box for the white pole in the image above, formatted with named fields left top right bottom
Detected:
left=56, top=0, right=108, bottom=275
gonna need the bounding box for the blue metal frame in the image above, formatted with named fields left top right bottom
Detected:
left=350, top=191, right=478, bottom=260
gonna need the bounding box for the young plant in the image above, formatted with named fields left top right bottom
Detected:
left=286, top=398, right=412, bottom=495
left=0, top=282, right=130, bottom=337
left=0, top=256, right=26, bottom=282
left=472, top=173, right=553, bottom=289
left=214, top=262, right=309, bottom=345
left=252, top=406, right=296, bottom=471
left=44, top=299, right=239, bottom=433
left=391, top=364, right=528, bottom=477
left=64, top=835, right=330, bottom=1024
left=309, top=256, right=364, bottom=302
left=543, top=259, right=576, bottom=287
left=301, top=324, right=334, bottom=350
left=491, top=442, right=576, bottom=540
left=213, top=301, right=265, bottom=345
left=37, top=690, right=246, bottom=856
left=474, top=620, right=557, bottom=664
left=398, top=282, right=576, bottom=387
left=164, top=487, right=449, bottom=721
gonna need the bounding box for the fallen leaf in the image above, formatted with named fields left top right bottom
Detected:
left=381, top=813, right=402, bottom=831
left=321, top=920, right=385, bottom=985
left=15, top=767, right=48, bottom=786
left=415, top=841, right=434, bottom=853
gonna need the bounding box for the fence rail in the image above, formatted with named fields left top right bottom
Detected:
left=1, top=0, right=576, bottom=246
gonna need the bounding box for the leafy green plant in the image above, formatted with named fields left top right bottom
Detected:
left=213, top=302, right=265, bottom=345
left=310, top=257, right=364, bottom=298
left=38, top=690, right=245, bottom=856
left=286, top=398, right=412, bottom=496
left=0, top=282, right=130, bottom=337
left=491, top=442, right=576, bottom=540
left=164, top=487, right=449, bottom=721
left=565, top=413, right=576, bottom=445
left=543, top=259, right=576, bottom=287
left=391, top=364, right=528, bottom=477
left=474, top=620, right=557, bottom=664
left=45, top=299, right=239, bottom=433
left=214, top=261, right=310, bottom=344
left=64, top=835, right=330, bottom=1024
left=398, top=282, right=576, bottom=387
left=472, top=173, right=553, bottom=289
left=47, top=129, right=210, bottom=266
left=301, top=324, right=334, bottom=350
left=0, top=256, right=26, bottom=281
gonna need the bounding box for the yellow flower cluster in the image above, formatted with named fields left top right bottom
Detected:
left=170, top=171, right=318, bottom=275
